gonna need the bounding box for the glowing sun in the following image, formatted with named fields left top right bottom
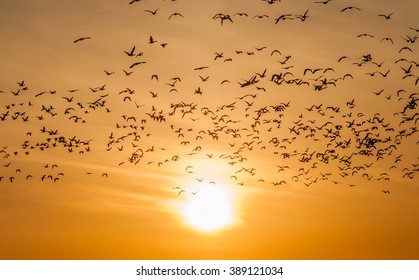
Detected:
left=183, top=186, right=234, bottom=232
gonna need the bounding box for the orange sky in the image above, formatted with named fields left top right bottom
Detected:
left=0, top=0, right=418, bottom=259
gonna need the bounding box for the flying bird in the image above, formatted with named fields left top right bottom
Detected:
left=149, top=36, right=157, bottom=44
left=234, top=13, right=248, bottom=17
left=168, top=13, right=183, bottom=20
left=274, top=14, right=293, bottom=24
left=212, top=13, right=233, bottom=25
left=341, top=6, right=361, bottom=12
left=129, top=61, right=146, bottom=68
left=144, top=8, right=159, bottom=15
left=253, top=14, right=269, bottom=19
left=104, top=70, right=115, bottom=75
left=296, top=9, right=309, bottom=21
left=315, top=0, right=333, bottom=4
left=378, top=13, right=393, bottom=19
left=124, top=46, right=137, bottom=56
left=73, top=36, right=91, bottom=43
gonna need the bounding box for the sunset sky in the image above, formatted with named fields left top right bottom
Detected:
left=0, top=0, right=418, bottom=259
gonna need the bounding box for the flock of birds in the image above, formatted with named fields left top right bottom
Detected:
left=0, top=0, right=418, bottom=198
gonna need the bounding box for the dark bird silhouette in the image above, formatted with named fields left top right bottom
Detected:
left=104, top=70, right=115, bottom=75
left=129, top=61, right=146, bottom=68
left=255, top=46, right=267, bottom=51
left=124, top=46, right=136, bottom=56
left=338, top=56, right=352, bottom=62
left=357, top=33, right=374, bottom=38
left=73, top=36, right=91, bottom=43
left=341, top=6, right=361, bottom=12
left=271, top=49, right=282, bottom=56
left=62, top=96, right=74, bottom=102
left=168, top=13, right=183, bottom=20
left=123, top=70, right=133, bottom=75
left=400, top=64, right=413, bottom=74
left=315, top=0, right=333, bottom=4
left=144, top=8, right=159, bottom=15
left=372, top=89, right=384, bottom=96
left=378, top=13, right=393, bottom=19
left=199, top=75, right=209, bottom=81
left=253, top=15, right=269, bottom=19
left=262, top=0, right=281, bottom=4
left=296, top=9, right=309, bottom=21
left=234, top=13, right=248, bottom=17
left=194, top=66, right=209, bottom=70
left=371, top=61, right=384, bottom=67
left=149, top=36, right=157, bottom=44
left=380, top=37, right=394, bottom=44
left=194, top=87, right=203, bottom=95
left=214, top=52, right=224, bottom=60
left=399, top=46, right=413, bottom=53
left=274, top=14, right=293, bottom=24
left=212, top=13, right=233, bottom=25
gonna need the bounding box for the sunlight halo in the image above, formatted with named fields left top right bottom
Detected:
left=182, top=185, right=234, bottom=232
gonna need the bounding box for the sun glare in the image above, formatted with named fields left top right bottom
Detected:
left=183, top=185, right=234, bottom=232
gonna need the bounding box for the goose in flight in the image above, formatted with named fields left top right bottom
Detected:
left=262, top=0, right=280, bottom=4
left=104, top=70, right=115, bottom=75
left=315, top=0, right=333, bottom=4
left=73, top=36, right=91, bottom=43
left=341, top=6, right=361, bottom=12
left=124, top=46, right=136, bottom=56
left=234, top=13, right=248, bottom=17
left=274, top=14, right=293, bottom=24
left=253, top=15, right=269, bottom=19
left=194, top=66, right=209, bottom=70
left=129, top=61, right=146, bottom=68
left=380, top=37, right=394, bottom=44
left=123, top=70, right=133, bottom=75
left=378, top=13, right=393, bottom=19
left=212, top=13, right=233, bottom=25
left=149, top=36, right=157, bottom=44
left=168, top=13, right=183, bottom=20
left=144, top=8, right=159, bottom=15
left=296, top=9, right=309, bottom=21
